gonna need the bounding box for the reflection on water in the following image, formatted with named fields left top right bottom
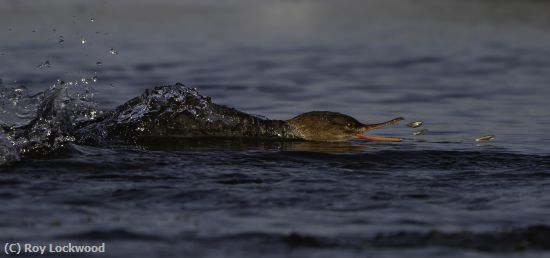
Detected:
left=136, top=136, right=384, bottom=153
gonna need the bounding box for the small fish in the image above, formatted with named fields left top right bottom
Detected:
left=407, top=121, right=423, bottom=128
left=475, top=135, right=495, bottom=142
left=413, top=129, right=428, bottom=136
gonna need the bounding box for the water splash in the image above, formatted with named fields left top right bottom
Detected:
left=3, top=83, right=268, bottom=164
left=0, top=85, right=42, bottom=128
left=0, top=78, right=100, bottom=164
left=112, top=84, right=214, bottom=125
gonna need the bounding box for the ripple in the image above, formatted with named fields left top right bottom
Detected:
left=58, top=229, right=164, bottom=241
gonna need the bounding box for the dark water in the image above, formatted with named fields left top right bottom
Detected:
left=1, top=0, right=550, bottom=257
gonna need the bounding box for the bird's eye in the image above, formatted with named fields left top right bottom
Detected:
left=346, top=123, right=352, bottom=127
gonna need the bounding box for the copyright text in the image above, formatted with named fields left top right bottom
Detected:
left=3, top=242, right=106, bottom=255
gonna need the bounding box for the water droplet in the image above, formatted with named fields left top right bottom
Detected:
left=407, top=121, right=423, bottom=128
left=92, top=76, right=98, bottom=83
left=58, top=36, right=64, bottom=45
left=89, top=110, right=97, bottom=120
left=96, top=61, right=102, bottom=66
left=81, top=38, right=87, bottom=44
left=475, top=135, right=495, bottom=142
left=37, top=60, right=51, bottom=69
left=90, top=18, right=95, bottom=22
left=413, top=129, right=428, bottom=136
left=13, top=85, right=26, bottom=94
left=109, top=48, right=118, bottom=55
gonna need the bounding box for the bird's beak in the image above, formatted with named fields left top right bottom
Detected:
left=355, top=117, right=404, bottom=142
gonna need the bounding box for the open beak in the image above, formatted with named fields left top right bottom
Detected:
left=354, top=117, right=404, bottom=142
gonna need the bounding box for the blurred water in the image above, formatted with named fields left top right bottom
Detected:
left=1, top=0, right=550, bottom=257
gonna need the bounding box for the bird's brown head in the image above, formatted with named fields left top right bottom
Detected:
left=287, top=111, right=403, bottom=142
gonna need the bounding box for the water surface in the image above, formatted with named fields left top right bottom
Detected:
left=1, top=0, right=550, bottom=257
